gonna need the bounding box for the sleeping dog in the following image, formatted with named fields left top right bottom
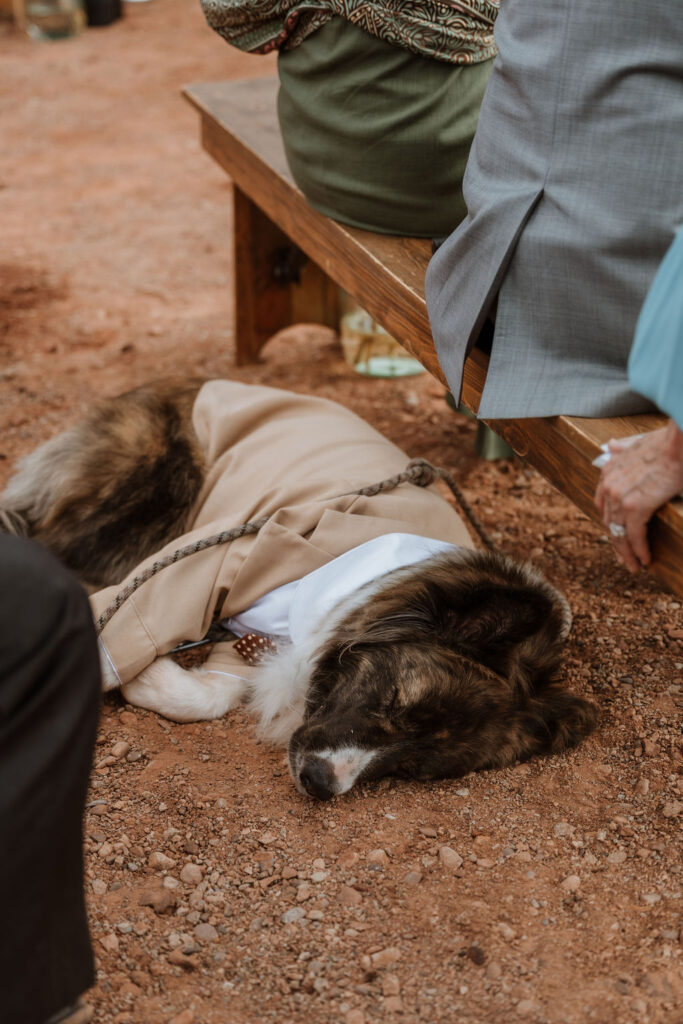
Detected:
left=0, top=378, right=597, bottom=799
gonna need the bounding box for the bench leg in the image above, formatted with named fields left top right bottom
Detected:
left=232, top=186, right=340, bottom=365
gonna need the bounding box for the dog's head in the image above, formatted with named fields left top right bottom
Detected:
left=284, top=549, right=596, bottom=800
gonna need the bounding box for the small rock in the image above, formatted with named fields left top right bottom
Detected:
left=167, top=949, right=198, bottom=971
left=497, top=922, right=516, bottom=942
left=438, top=846, right=463, bottom=870
left=91, top=879, right=107, bottom=895
left=338, top=850, right=359, bottom=869
left=516, top=999, right=536, bottom=1017
left=119, top=711, right=137, bottom=727
left=339, top=885, right=363, bottom=907
left=111, top=741, right=131, bottom=759
left=553, top=822, right=573, bottom=837
left=382, top=974, right=400, bottom=996
left=403, top=870, right=422, bottom=886
left=194, top=923, right=218, bottom=942
left=368, top=849, right=389, bottom=867
left=371, top=946, right=401, bottom=968
left=383, top=996, right=403, bottom=1013
left=281, top=866, right=298, bottom=879
left=486, top=961, right=502, bottom=981
left=282, top=907, right=305, bottom=924
left=345, top=1011, right=364, bottom=1024
left=183, top=839, right=199, bottom=855
left=476, top=858, right=495, bottom=869
left=100, top=932, right=119, bottom=953
left=163, top=876, right=180, bottom=889
left=139, top=884, right=175, bottom=915
left=169, top=1012, right=194, bottom=1024
left=258, top=831, right=277, bottom=845
left=467, top=945, right=486, bottom=965
left=560, top=874, right=581, bottom=892
left=607, top=850, right=627, bottom=865
left=641, top=738, right=657, bottom=756
left=419, top=826, right=438, bottom=838
left=180, top=863, right=203, bottom=886
left=634, top=778, right=649, bottom=796
left=662, top=800, right=682, bottom=818
left=148, top=851, right=175, bottom=871
left=296, top=884, right=313, bottom=902
left=126, top=750, right=143, bottom=763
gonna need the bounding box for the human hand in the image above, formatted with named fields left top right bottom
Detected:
left=594, top=421, right=683, bottom=572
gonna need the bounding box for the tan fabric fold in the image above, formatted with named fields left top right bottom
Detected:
left=91, top=381, right=474, bottom=684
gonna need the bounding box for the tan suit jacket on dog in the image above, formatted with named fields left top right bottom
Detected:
left=90, top=381, right=474, bottom=685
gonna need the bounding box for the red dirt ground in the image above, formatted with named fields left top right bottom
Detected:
left=1, top=3, right=681, bottom=1023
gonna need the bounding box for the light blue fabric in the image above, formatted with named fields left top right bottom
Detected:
left=628, top=230, right=683, bottom=429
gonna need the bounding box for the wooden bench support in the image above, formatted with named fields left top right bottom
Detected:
left=233, top=187, right=339, bottom=363
left=184, top=77, right=683, bottom=596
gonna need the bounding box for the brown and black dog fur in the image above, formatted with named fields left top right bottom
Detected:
left=0, top=379, right=597, bottom=799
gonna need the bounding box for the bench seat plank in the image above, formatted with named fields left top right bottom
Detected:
left=184, top=77, right=683, bottom=595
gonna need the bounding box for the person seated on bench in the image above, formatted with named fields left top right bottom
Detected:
left=596, top=231, right=683, bottom=573
left=425, top=0, right=683, bottom=419
left=200, top=0, right=498, bottom=237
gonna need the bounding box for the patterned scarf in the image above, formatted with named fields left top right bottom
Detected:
left=200, top=0, right=499, bottom=65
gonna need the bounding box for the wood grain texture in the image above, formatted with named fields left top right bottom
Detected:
left=232, top=188, right=340, bottom=363
left=184, top=77, right=683, bottom=595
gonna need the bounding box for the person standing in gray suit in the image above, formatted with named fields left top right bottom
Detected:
left=425, top=0, right=683, bottom=420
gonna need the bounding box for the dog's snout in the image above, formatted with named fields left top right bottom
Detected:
left=299, top=756, right=336, bottom=801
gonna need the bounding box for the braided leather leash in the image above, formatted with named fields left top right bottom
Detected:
left=95, top=458, right=494, bottom=635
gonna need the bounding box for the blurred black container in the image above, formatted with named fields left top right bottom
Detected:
left=85, top=0, right=122, bottom=25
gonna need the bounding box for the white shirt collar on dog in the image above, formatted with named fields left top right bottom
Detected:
left=224, top=533, right=458, bottom=644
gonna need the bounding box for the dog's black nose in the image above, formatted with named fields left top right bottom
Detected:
left=299, top=757, right=335, bottom=801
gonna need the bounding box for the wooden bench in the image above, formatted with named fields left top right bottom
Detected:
left=184, top=77, right=683, bottom=597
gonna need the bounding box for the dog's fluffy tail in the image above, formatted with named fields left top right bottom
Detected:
left=0, top=378, right=206, bottom=588
left=0, top=506, right=29, bottom=537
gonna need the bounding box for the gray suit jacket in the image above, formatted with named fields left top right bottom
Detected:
left=426, top=0, right=683, bottom=419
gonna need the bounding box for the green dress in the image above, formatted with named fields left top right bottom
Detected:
left=277, top=17, right=493, bottom=238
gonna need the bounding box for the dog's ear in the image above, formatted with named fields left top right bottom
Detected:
left=441, top=583, right=557, bottom=649
left=433, top=578, right=569, bottom=687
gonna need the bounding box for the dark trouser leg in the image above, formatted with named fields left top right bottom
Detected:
left=0, top=537, right=100, bottom=1024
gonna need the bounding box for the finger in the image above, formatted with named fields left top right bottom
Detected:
left=627, top=517, right=651, bottom=566
left=622, top=499, right=653, bottom=567
left=611, top=536, right=641, bottom=573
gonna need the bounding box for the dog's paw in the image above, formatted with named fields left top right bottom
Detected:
left=121, top=656, right=245, bottom=722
